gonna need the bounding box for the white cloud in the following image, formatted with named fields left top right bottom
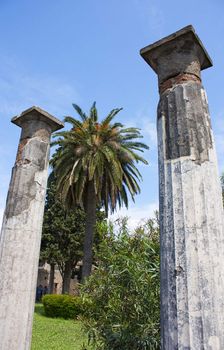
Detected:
left=215, top=134, right=224, bottom=172
left=133, top=109, right=158, bottom=150
left=109, top=201, right=158, bottom=231
left=141, top=119, right=157, bottom=147
left=0, top=54, right=80, bottom=117
left=0, top=54, right=81, bottom=229
left=133, top=0, right=164, bottom=36
left=124, top=109, right=157, bottom=150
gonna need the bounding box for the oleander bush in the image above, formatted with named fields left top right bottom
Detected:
left=42, top=294, right=83, bottom=319
left=80, top=217, right=160, bottom=350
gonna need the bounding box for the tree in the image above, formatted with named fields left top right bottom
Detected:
left=40, top=173, right=86, bottom=293
left=51, top=102, right=149, bottom=279
left=81, top=216, right=160, bottom=350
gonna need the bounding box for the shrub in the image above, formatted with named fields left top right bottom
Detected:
left=80, top=217, right=160, bottom=350
left=42, top=294, right=83, bottom=319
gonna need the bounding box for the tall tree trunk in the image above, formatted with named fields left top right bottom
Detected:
left=82, top=181, right=97, bottom=281
left=49, top=263, right=55, bottom=294
left=62, top=261, right=72, bottom=294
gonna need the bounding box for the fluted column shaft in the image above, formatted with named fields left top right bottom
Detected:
left=0, top=107, right=63, bottom=350
left=141, top=26, right=224, bottom=349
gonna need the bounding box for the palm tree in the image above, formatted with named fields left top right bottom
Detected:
left=51, top=102, right=149, bottom=280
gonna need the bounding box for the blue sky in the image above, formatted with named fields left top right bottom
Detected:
left=0, top=0, right=224, bottom=228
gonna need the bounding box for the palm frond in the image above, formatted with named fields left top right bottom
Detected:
left=51, top=102, right=149, bottom=212
left=72, top=103, right=88, bottom=121
left=90, top=101, right=98, bottom=122
left=101, top=108, right=123, bottom=127
left=64, top=116, right=86, bottom=130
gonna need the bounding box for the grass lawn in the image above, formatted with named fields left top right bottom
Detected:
left=31, top=304, right=88, bottom=350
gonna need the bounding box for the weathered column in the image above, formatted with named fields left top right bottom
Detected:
left=140, top=26, right=224, bottom=349
left=0, top=106, right=63, bottom=350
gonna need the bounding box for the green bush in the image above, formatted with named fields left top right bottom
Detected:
left=81, top=217, right=160, bottom=350
left=42, top=294, right=83, bottom=319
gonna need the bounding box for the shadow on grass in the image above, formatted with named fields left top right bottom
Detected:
left=34, top=304, right=45, bottom=316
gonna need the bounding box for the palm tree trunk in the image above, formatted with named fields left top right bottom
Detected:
left=49, top=263, right=55, bottom=294
left=82, top=181, right=97, bottom=281
left=62, top=261, right=72, bottom=294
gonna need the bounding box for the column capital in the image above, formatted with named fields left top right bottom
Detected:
left=140, top=25, right=212, bottom=85
left=11, top=106, right=64, bottom=132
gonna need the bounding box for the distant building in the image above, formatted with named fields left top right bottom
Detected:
left=37, top=262, right=81, bottom=295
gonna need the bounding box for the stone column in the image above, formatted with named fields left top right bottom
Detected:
left=0, top=106, right=64, bottom=350
left=140, top=25, right=224, bottom=349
